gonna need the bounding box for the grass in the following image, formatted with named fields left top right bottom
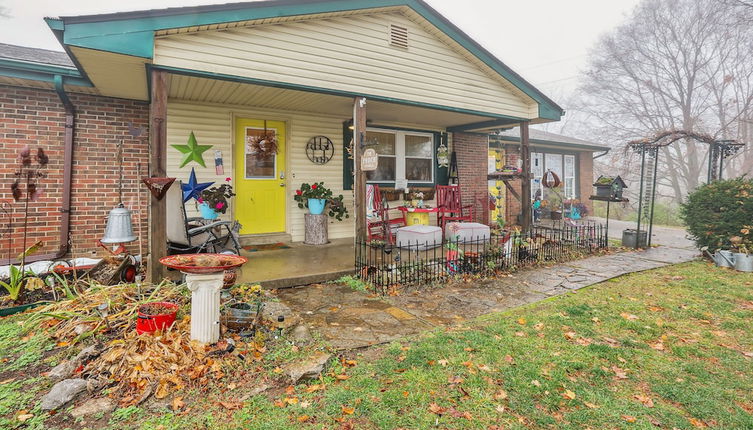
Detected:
left=0, top=261, right=752, bottom=429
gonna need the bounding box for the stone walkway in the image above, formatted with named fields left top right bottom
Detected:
left=275, top=225, right=699, bottom=350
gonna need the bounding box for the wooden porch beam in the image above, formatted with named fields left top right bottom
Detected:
left=446, top=118, right=520, bottom=133
left=520, top=121, right=532, bottom=229
left=353, top=97, right=367, bottom=240
left=147, top=69, right=168, bottom=283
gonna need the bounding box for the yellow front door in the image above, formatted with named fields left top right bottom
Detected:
left=234, top=118, right=286, bottom=235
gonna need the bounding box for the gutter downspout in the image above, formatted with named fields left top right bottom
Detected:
left=593, top=149, right=610, bottom=159
left=17, top=75, right=75, bottom=264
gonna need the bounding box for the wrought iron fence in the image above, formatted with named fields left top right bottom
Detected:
left=355, top=222, right=608, bottom=294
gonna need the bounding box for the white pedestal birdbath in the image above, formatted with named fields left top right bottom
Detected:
left=159, top=254, right=248, bottom=344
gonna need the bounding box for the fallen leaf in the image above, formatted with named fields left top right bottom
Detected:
left=612, top=366, right=628, bottom=380
left=0, top=378, right=16, bottom=385
left=634, top=394, right=654, bottom=408
left=494, top=390, right=508, bottom=400
left=428, top=403, right=445, bottom=415
left=584, top=402, right=598, bottom=409
left=621, top=313, right=639, bottom=321
left=495, top=405, right=506, bottom=413
left=504, top=355, right=515, bottom=364
left=219, top=400, right=243, bottom=410
left=688, top=417, right=707, bottom=427
left=477, top=364, right=492, bottom=372
left=297, top=415, right=310, bottom=423
left=742, top=351, right=753, bottom=358
left=515, top=331, right=525, bottom=337
left=562, top=389, right=576, bottom=400
left=531, top=380, right=541, bottom=387
left=517, top=318, right=527, bottom=325
left=438, top=359, right=449, bottom=367
left=564, top=331, right=577, bottom=340
left=17, top=412, right=33, bottom=422
left=341, top=405, right=355, bottom=415
left=623, top=415, right=637, bottom=423
left=171, top=397, right=185, bottom=411
left=335, top=374, right=350, bottom=380
left=305, top=384, right=325, bottom=393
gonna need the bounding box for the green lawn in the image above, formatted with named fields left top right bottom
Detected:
left=2, top=261, right=753, bottom=429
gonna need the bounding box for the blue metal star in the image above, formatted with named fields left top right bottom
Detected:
left=181, top=168, right=214, bottom=203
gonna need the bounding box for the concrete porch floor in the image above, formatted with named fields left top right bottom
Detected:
left=236, top=238, right=355, bottom=289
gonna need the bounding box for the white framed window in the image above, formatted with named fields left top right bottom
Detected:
left=365, top=128, right=434, bottom=184
left=564, top=155, right=576, bottom=199
left=531, top=152, right=544, bottom=199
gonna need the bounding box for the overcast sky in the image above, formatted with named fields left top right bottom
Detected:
left=0, top=0, right=641, bottom=96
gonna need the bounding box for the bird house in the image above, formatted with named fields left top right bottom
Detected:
left=593, top=175, right=627, bottom=199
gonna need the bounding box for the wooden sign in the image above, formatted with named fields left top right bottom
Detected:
left=361, top=148, right=379, bottom=172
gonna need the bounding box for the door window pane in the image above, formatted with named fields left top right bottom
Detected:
left=405, top=135, right=433, bottom=157
left=405, top=158, right=432, bottom=181
left=245, top=128, right=276, bottom=179
left=365, top=156, right=396, bottom=182
left=366, top=131, right=395, bottom=155
left=545, top=153, right=563, bottom=179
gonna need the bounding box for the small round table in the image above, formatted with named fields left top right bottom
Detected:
left=397, top=206, right=439, bottom=226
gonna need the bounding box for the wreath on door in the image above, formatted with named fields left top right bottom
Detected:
left=246, top=120, right=279, bottom=159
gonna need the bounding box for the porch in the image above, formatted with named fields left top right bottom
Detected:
left=236, top=238, right=354, bottom=289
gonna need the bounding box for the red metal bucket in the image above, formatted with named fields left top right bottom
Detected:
left=136, top=302, right=178, bottom=335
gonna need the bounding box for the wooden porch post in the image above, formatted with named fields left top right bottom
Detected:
left=520, top=121, right=532, bottom=229
left=353, top=97, right=367, bottom=240
left=147, top=69, right=169, bottom=283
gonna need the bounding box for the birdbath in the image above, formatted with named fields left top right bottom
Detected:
left=160, top=254, right=247, bottom=344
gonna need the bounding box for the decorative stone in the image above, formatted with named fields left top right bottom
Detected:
left=75, top=343, right=104, bottom=362
left=185, top=272, right=224, bottom=344
left=41, top=379, right=88, bottom=411
left=261, top=301, right=300, bottom=329
left=291, top=325, right=313, bottom=345
left=284, top=352, right=332, bottom=383
left=70, top=397, right=115, bottom=418
left=48, top=360, right=77, bottom=382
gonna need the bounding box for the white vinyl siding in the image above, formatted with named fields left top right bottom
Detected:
left=154, top=11, right=537, bottom=119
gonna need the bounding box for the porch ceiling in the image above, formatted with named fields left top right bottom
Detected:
left=166, top=73, right=506, bottom=129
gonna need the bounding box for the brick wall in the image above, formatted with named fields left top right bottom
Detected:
left=578, top=154, right=594, bottom=214
left=452, top=132, right=488, bottom=224
left=0, top=85, right=149, bottom=261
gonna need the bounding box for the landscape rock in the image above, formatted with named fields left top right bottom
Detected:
left=41, top=379, right=88, bottom=411
left=291, top=325, right=313, bottom=345
left=70, top=397, right=115, bottom=418
left=75, top=343, right=104, bottom=362
left=284, top=352, right=331, bottom=383
left=262, top=301, right=301, bottom=329
left=48, top=360, right=77, bottom=382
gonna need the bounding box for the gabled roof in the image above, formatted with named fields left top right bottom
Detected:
left=45, top=0, right=563, bottom=120
left=0, top=43, right=91, bottom=87
left=491, top=127, right=610, bottom=153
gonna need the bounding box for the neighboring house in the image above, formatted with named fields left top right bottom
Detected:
left=0, top=0, right=603, bottom=277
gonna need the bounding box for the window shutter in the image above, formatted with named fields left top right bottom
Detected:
left=343, top=123, right=354, bottom=191
left=435, top=132, right=449, bottom=185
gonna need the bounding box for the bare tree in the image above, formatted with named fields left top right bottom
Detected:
left=576, top=0, right=753, bottom=203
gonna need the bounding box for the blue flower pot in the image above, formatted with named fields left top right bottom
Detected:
left=199, top=202, right=219, bottom=220
left=308, top=198, right=326, bottom=215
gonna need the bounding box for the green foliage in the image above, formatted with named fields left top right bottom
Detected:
left=0, top=265, right=31, bottom=301
left=335, top=275, right=369, bottom=292
left=293, top=182, right=350, bottom=221
left=680, top=177, right=753, bottom=252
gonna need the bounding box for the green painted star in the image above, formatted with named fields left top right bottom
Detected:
left=172, top=131, right=212, bottom=168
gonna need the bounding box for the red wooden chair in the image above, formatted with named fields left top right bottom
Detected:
left=366, top=185, right=406, bottom=243
left=436, top=185, right=474, bottom=233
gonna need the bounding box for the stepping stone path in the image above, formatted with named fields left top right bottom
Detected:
left=275, top=239, right=699, bottom=350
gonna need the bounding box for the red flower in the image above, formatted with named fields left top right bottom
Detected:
left=311, top=184, right=318, bottom=190
left=225, top=177, right=232, bottom=182
left=296, top=190, right=302, bottom=196
left=216, top=202, right=225, bottom=210
left=197, top=197, right=204, bottom=204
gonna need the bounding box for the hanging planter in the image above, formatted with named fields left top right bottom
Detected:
left=246, top=120, right=279, bottom=159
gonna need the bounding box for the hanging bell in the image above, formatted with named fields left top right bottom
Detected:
left=101, top=203, right=137, bottom=244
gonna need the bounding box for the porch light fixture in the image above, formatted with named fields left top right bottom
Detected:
left=346, top=118, right=373, bottom=130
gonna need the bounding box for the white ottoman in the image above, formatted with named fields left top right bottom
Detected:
left=445, top=222, right=491, bottom=242
left=396, top=225, right=442, bottom=250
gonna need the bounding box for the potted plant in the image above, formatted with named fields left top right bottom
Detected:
left=293, top=182, right=349, bottom=221
left=731, top=229, right=753, bottom=272
left=198, top=178, right=235, bottom=220
left=136, top=302, right=179, bottom=334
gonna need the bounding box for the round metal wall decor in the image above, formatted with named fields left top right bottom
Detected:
left=305, top=136, right=335, bottom=165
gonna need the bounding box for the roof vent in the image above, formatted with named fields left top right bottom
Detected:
left=389, top=24, right=408, bottom=49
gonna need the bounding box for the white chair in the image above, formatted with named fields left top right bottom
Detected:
left=165, top=182, right=241, bottom=254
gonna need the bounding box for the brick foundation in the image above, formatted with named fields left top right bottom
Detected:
left=0, top=85, right=149, bottom=260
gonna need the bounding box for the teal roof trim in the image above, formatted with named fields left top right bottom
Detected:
left=0, top=58, right=92, bottom=87
left=48, top=0, right=563, bottom=120
left=490, top=135, right=610, bottom=153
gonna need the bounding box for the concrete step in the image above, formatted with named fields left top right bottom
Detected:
left=240, top=233, right=292, bottom=246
